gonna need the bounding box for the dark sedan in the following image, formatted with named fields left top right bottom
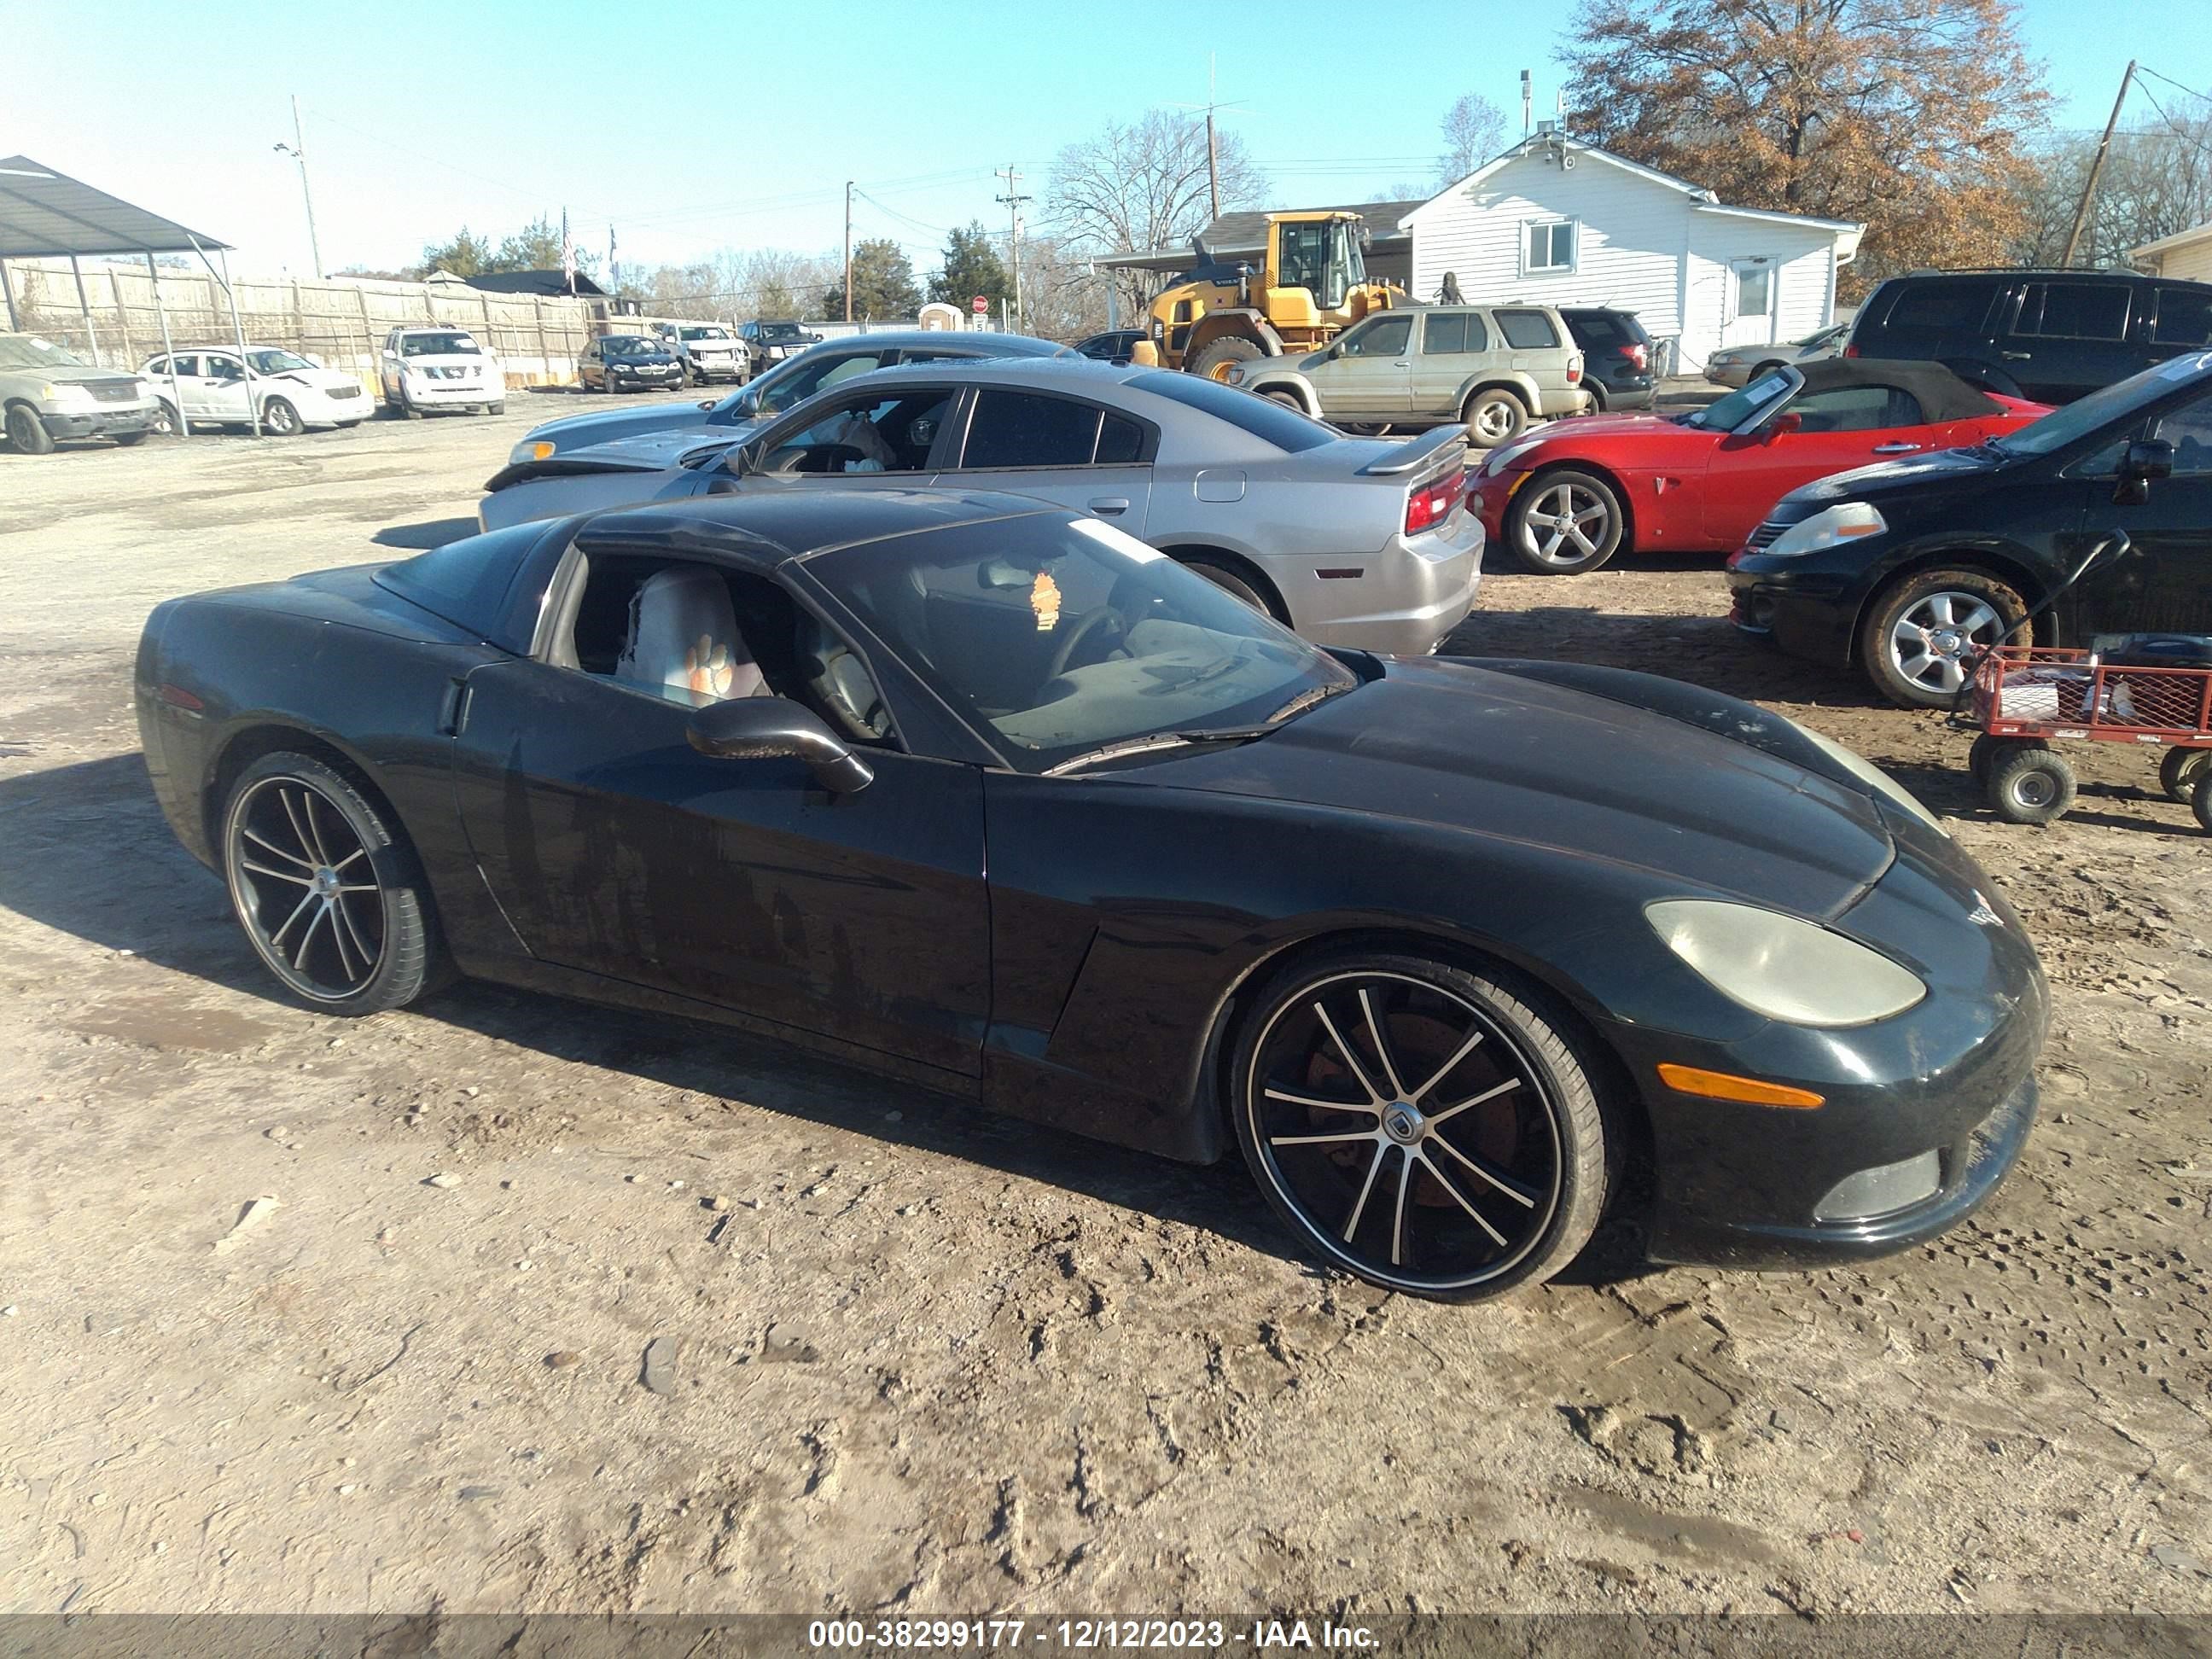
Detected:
left=579, top=335, right=684, bottom=394
left=137, top=492, right=2045, bottom=1300
left=1731, top=350, right=2212, bottom=706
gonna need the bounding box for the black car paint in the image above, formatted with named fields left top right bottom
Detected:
left=1730, top=354, right=2212, bottom=667
left=1560, top=308, right=1656, bottom=410
left=137, top=493, right=2046, bottom=1269
left=1846, top=270, right=2212, bottom=405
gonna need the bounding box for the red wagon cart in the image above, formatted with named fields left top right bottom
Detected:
left=1966, top=643, right=2212, bottom=830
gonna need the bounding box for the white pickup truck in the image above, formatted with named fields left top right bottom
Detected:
left=658, top=323, right=748, bottom=386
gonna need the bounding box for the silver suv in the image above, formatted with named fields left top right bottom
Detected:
left=0, top=332, right=156, bottom=454
left=1233, top=304, right=1589, bottom=445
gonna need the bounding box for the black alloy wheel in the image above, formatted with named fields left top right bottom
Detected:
left=222, top=752, right=442, bottom=1013
left=1232, top=953, right=1610, bottom=1300
left=5, top=404, right=55, bottom=455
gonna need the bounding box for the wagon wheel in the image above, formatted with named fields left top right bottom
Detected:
left=1988, top=745, right=2076, bottom=826
left=2158, top=746, right=2211, bottom=806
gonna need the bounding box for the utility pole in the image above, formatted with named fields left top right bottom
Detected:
left=1205, top=54, right=1220, bottom=222
left=2064, top=60, right=2136, bottom=269
left=843, top=180, right=854, bottom=323
left=996, top=166, right=1030, bottom=332
left=273, top=94, right=323, bottom=280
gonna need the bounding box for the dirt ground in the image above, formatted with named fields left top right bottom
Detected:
left=0, top=396, right=2207, bottom=1622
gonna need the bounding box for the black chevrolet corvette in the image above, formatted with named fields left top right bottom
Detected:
left=135, top=490, right=2047, bottom=1299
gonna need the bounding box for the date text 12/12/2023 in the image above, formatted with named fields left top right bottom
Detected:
left=805, top=1618, right=1381, bottom=1650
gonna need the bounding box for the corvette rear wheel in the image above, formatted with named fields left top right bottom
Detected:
left=222, top=751, right=442, bottom=1014
left=1232, top=952, right=1610, bottom=1300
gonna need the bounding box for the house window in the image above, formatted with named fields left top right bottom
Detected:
left=1735, top=264, right=1773, bottom=319
left=1524, top=220, right=1576, bottom=274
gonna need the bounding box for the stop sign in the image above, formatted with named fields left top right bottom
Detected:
left=970, top=295, right=988, bottom=314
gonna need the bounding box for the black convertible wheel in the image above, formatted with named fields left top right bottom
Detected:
left=1233, top=953, right=1610, bottom=1300
left=222, top=752, right=442, bottom=1013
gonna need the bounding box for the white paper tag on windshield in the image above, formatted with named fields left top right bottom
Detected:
left=1069, top=515, right=1163, bottom=562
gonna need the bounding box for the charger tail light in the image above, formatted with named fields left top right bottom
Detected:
left=1405, top=467, right=1469, bottom=535
left=1621, top=341, right=1649, bottom=371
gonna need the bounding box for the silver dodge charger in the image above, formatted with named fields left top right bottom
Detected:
left=478, top=360, right=1481, bottom=655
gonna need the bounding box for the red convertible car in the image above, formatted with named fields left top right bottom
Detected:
left=1470, top=359, right=2049, bottom=574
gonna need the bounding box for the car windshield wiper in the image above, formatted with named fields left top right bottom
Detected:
left=1043, top=725, right=1278, bottom=777
left=1264, top=679, right=1354, bottom=725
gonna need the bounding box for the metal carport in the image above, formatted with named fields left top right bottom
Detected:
left=0, top=155, right=257, bottom=439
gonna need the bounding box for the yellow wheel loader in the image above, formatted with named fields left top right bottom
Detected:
left=1131, top=210, right=1409, bottom=379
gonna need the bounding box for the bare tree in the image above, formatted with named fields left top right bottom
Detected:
left=1436, top=94, right=1508, bottom=189
left=1561, top=0, right=2052, bottom=290
left=1017, top=236, right=1115, bottom=341
left=1045, top=109, right=1269, bottom=317
left=2013, top=95, right=2212, bottom=270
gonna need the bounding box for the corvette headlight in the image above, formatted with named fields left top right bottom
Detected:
left=1765, top=502, right=1887, bottom=558
left=1793, top=725, right=1948, bottom=836
left=1646, top=899, right=1926, bottom=1027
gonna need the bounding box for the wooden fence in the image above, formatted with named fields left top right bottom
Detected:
left=0, top=258, right=603, bottom=389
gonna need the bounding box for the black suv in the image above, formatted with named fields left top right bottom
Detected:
left=738, top=319, right=824, bottom=377
left=1845, top=270, right=2212, bottom=405
left=1729, top=349, right=2212, bottom=707
left=1559, top=308, right=1656, bottom=410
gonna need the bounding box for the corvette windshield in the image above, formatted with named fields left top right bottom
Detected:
left=808, top=514, right=1357, bottom=773
left=1687, top=370, right=1793, bottom=429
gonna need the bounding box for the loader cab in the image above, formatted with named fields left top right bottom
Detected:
left=1268, top=215, right=1367, bottom=316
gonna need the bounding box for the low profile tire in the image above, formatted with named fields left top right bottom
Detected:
left=110, top=429, right=148, bottom=447
left=1988, top=745, right=2076, bottom=825
left=151, top=399, right=179, bottom=437
left=222, top=751, right=445, bottom=1015
left=1188, top=336, right=1265, bottom=381
left=2158, top=746, right=2211, bottom=805
left=1460, top=387, right=1527, bottom=448
left=1861, top=568, right=2027, bottom=709
left=1178, top=555, right=1286, bottom=623
left=5, top=404, right=55, bottom=455
left=261, top=398, right=302, bottom=437
left=1506, top=468, right=1626, bottom=575
left=1231, top=951, right=1613, bottom=1301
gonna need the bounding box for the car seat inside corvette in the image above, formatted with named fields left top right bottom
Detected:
left=615, top=565, right=767, bottom=707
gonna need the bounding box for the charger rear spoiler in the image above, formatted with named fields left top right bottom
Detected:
left=1356, top=424, right=1465, bottom=483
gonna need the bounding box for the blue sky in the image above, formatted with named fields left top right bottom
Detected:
left=4, top=0, right=2204, bottom=281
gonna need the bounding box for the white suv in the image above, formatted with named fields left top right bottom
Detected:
left=377, top=326, right=505, bottom=417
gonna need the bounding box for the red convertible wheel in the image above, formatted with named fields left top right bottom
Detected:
left=1232, top=952, right=1611, bottom=1300
left=222, top=752, right=442, bottom=1013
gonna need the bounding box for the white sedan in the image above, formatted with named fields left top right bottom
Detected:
left=141, top=347, right=373, bottom=436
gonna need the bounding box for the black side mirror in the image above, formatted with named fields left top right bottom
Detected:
left=2115, top=438, right=2174, bottom=505
left=686, top=697, right=873, bottom=793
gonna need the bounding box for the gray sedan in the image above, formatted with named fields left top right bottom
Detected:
left=479, top=359, right=1481, bottom=656
left=507, top=329, right=1074, bottom=468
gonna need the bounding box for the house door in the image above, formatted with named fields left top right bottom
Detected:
left=1716, top=261, right=1778, bottom=353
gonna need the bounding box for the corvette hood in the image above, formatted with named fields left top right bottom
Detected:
left=1147, top=657, right=1895, bottom=918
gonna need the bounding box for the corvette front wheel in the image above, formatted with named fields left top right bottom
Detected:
left=222, top=751, right=444, bottom=1014
left=1231, top=952, right=1612, bottom=1301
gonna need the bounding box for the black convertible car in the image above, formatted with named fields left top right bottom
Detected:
left=136, top=492, right=2047, bottom=1300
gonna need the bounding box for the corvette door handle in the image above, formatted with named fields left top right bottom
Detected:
left=1088, top=497, right=1130, bottom=515
left=1871, top=442, right=1923, bottom=454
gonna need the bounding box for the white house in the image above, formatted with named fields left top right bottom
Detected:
left=1401, top=131, right=1864, bottom=374
left=2132, top=221, right=2212, bottom=285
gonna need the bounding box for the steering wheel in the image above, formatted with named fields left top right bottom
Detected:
left=1046, top=607, right=1126, bottom=679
